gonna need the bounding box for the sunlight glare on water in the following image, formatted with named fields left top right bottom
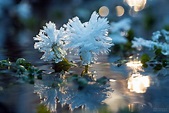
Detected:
left=128, top=73, right=150, bottom=93
left=126, top=59, right=151, bottom=93
left=126, top=60, right=142, bottom=72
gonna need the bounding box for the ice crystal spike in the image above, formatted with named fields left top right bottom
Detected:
left=33, top=22, right=67, bottom=63
left=64, top=11, right=113, bottom=65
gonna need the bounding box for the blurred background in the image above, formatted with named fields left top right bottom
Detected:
left=0, top=0, right=169, bottom=113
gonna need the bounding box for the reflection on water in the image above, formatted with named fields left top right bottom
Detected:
left=126, top=59, right=151, bottom=93
left=128, top=73, right=150, bottom=93
left=126, top=60, right=142, bottom=72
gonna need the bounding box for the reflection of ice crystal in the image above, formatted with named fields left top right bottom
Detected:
left=34, top=74, right=112, bottom=112
left=63, top=82, right=111, bottom=111
left=34, top=74, right=67, bottom=112
left=35, top=85, right=57, bottom=112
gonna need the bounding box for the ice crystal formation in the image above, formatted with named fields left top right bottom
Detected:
left=33, top=11, right=114, bottom=112
left=64, top=11, right=113, bottom=65
left=34, top=22, right=67, bottom=63
left=109, top=18, right=131, bottom=44
left=132, top=29, right=169, bottom=55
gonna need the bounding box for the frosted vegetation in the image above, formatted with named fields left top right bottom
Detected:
left=33, top=11, right=114, bottom=112
left=34, top=11, right=113, bottom=65
left=109, top=18, right=131, bottom=44
left=132, top=29, right=169, bottom=55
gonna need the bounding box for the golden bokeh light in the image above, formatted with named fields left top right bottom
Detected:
left=116, top=6, right=125, bottom=17
left=99, top=6, right=109, bottom=17
left=128, top=73, right=150, bottom=93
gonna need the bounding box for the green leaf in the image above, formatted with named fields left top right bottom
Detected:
left=37, top=74, right=42, bottom=80
left=77, top=77, right=88, bottom=87
left=96, top=76, right=109, bottom=85
left=37, top=104, right=50, bottom=113
left=153, top=64, right=162, bottom=71
left=0, top=59, right=11, bottom=68
left=16, top=58, right=32, bottom=68
left=52, top=58, right=73, bottom=72
left=162, top=60, right=168, bottom=67
left=141, top=54, right=150, bottom=68
left=163, top=25, right=169, bottom=31
left=17, top=65, right=27, bottom=74
left=155, top=48, right=162, bottom=56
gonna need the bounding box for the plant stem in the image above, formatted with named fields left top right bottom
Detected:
left=84, top=65, right=89, bottom=74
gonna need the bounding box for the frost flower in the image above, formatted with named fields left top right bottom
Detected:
left=161, top=29, right=169, bottom=42
left=110, top=18, right=131, bottom=33
left=132, top=37, right=157, bottom=49
left=64, top=11, right=113, bottom=65
left=34, top=21, right=67, bottom=63
left=132, top=30, right=169, bottom=55
left=152, top=31, right=161, bottom=41
left=109, top=18, right=131, bottom=44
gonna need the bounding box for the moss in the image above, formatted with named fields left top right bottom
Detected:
left=37, top=104, right=50, bottom=113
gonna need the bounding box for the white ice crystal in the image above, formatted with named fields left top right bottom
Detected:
left=109, top=18, right=131, bottom=44
left=34, top=21, right=67, bottom=63
left=161, top=29, right=169, bottom=42
left=64, top=11, right=113, bottom=65
left=110, top=18, right=131, bottom=33
left=109, top=33, right=128, bottom=44
left=132, top=30, right=169, bottom=55
left=152, top=31, right=161, bottom=41
left=159, top=43, right=169, bottom=55
left=132, top=37, right=157, bottom=49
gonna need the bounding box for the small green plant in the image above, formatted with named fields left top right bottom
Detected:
left=132, top=30, right=169, bottom=72
left=0, top=58, right=42, bottom=84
